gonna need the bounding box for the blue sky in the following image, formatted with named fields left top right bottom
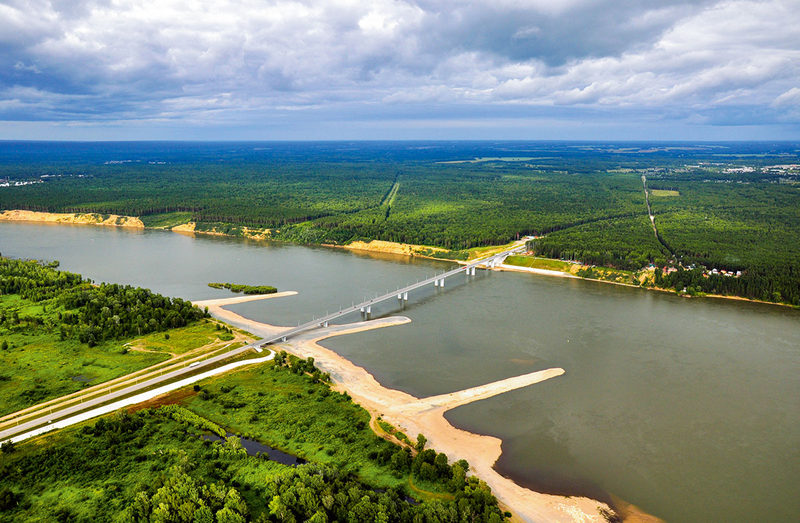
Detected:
left=1, top=0, right=798, bottom=140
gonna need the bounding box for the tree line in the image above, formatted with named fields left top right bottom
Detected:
left=0, top=257, right=208, bottom=346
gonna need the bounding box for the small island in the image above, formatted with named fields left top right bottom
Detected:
left=208, top=282, right=278, bottom=295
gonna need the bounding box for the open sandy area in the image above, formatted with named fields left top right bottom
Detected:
left=0, top=209, right=143, bottom=228
left=201, top=293, right=615, bottom=522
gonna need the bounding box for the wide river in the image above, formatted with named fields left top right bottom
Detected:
left=1, top=222, right=798, bottom=522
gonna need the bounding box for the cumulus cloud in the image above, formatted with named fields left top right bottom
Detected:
left=0, top=0, right=797, bottom=136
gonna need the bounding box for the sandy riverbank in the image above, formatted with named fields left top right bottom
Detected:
left=0, top=209, right=144, bottom=228
left=199, top=293, right=617, bottom=522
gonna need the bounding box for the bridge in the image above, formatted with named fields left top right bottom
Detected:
left=0, top=240, right=529, bottom=443
left=256, top=240, right=529, bottom=348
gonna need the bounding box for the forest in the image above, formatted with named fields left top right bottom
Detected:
left=0, top=257, right=208, bottom=345
left=0, top=141, right=798, bottom=304
left=0, top=354, right=508, bottom=522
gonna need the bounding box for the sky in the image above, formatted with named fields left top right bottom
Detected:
left=1, top=0, right=799, bottom=140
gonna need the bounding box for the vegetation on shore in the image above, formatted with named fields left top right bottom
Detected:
left=0, top=257, right=215, bottom=415
left=0, top=351, right=508, bottom=522
left=208, top=283, right=278, bottom=295
left=1, top=141, right=797, bottom=305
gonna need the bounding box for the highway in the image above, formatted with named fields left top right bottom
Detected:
left=0, top=341, right=261, bottom=442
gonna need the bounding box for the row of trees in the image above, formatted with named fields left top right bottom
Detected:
left=655, top=265, right=800, bottom=305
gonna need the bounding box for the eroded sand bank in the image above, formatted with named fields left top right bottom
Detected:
left=0, top=209, right=144, bottom=228
left=196, top=293, right=614, bottom=522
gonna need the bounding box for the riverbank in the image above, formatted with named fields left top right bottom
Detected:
left=195, top=294, right=623, bottom=523
left=1, top=210, right=789, bottom=309
left=0, top=209, right=143, bottom=228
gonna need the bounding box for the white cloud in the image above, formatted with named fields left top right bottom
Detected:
left=0, top=0, right=797, bottom=132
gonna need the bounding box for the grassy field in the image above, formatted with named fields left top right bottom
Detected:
left=138, top=211, right=194, bottom=228
left=505, top=255, right=646, bottom=286
left=650, top=189, right=680, bottom=197
left=0, top=292, right=226, bottom=416
left=183, top=361, right=416, bottom=490
left=504, top=255, right=572, bottom=272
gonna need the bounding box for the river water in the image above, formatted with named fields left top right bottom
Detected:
left=1, top=221, right=798, bottom=522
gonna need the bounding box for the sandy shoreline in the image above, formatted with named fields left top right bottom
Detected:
left=198, top=294, right=616, bottom=522
left=0, top=209, right=143, bottom=228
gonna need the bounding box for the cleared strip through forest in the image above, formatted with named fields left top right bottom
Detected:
left=380, top=176, right=401, bottom=219
left=642, top=175, right=677, bottom=259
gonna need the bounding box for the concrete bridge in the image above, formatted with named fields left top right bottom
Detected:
left=257, top=240, right=528, bottom=348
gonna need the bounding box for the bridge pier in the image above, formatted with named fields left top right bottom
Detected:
left=440, top=278, right=445, bottom=287
left=403, top=292, right=408, bottom=300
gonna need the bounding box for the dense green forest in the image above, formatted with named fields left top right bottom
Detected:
left=0, top=257, right=208, bottom=345
left=1, top=141, right=798, bottom=304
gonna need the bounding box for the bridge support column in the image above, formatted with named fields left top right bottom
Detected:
left=281, top=336, right=287, bottom=342
left=403, top=292, right=408, bottom=301
left=434, top=279, right=439, bottom=287
left=397, top=293, right=402, bottom=300
left=440, top=278, right=445, bottom=288
left=366, top=305, right=371, bottom=314
left=360, top=306, right=365, bottom=313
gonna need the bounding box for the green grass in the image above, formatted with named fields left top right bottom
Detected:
left=126, top=321, right=231, bottom=355
left=0, top=359, right=498, bottom=520
left=504, top=255, right=572, bottom=272
left=0, top=294, right=224, bottom=416
left=183, top=362, right=408, bottom=489
left=139, top=211, right=194, bottom=228
left=650, top=189, right=680, bottom=197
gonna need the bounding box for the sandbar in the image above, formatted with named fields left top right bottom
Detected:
left=205, top=293, right=614, bottom=522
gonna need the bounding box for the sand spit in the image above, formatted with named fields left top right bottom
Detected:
left=204, top=293, right=612, bottom=522
left=0, top=209, right=144, bottom=228
left=193, top=292, right=298, bottom=337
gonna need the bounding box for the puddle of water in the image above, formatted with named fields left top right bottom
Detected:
left=201, top=432, right=306, bottom=466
